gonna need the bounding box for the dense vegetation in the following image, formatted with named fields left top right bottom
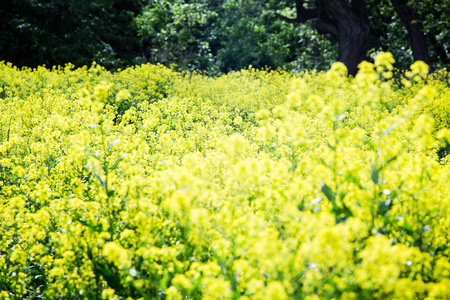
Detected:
left=1, top=0, right=449, bottom=72
left=1, top=53, right=450, bottom=299
left=1, top=1, right=449, bottom=299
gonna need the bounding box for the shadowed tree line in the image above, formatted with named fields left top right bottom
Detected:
left=1, top=0, right=448, bottom=73
left=275, top=0, right=449, bottom=74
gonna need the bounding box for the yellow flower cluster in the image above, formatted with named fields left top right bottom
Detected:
left=0, top=54, right=449, bottom=299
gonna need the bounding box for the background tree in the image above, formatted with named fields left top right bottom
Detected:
left=136, top=0, right=218, bottom=70
left=0, top=0, right=143, bottom=69
left=405, top=0, right=450, bottom=68
left=276, top=0, right=449, bottom=74
left=209, top=0, right=296, bottom=72
left=136, top=0, right=337, bottom=73
left=1, top=0, right=448, bottom=72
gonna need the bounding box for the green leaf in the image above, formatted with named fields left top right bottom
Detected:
left=377, top=199, right=393, bottom=216
left=371, top=164, right=379, bottom=185
left=107, top=139, right=120, bottom=151
left=87, top=160, right=107, bottom=189
left=345, top=173, right=365, bottom=190
left=88, top=151, right=102, bottom=162
left=326, top=142, right=336, bottom=151
left=95, top=260, right=124, bottom=295
left=318, top=157, right=334, bottom=171
left=381, top=114, right=410, bottom=137
left=401, top=220, right=415, bottom=235
left=110, top=153, right=127, bottom=170
left=321, top=182, right=336, bottom=204
left=107, top=189, right=116, bottom=198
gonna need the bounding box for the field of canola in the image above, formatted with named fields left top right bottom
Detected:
left=1, top=53, right=450, bottom=299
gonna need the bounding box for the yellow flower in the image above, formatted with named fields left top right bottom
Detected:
left=233, top=116, right=243, bottom=126
left=327, top=62, right=348, bottom=78
left=266, top=281, right=288, bottom=300
left=101, top=288, right=117, bottom=300
left=116, top=89, right=131, bottom=102
left=172, top=274, right=193, bottom=290
left=166, top=286, right=183, bottom=300
left=374, top=52, right=395, bottom=70
left=0, top=291, right=10, bottom=300
left=10, top=249, right=28, bottom=265
left=410, top=60, right=429, bottom=78
left=256, top=108, right=271, bottom=120
left=102, top=242, right=130, bottom=269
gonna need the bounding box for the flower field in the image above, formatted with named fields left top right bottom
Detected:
left=1, top=53, right=450, bottom=299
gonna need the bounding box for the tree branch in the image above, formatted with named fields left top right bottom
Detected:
left=391, top=0, right=432, bottom=66
left=315, top=18, right=339, bottom=36
left=275, top=0, right=318, bottom=24
left=274, top=12, right=302, bottom=24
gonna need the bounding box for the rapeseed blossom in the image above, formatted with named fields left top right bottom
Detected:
left=0, top=53, right=450, bottom=299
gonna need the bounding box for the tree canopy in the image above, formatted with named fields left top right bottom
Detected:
left=276, top=0, right=449, bottom=74
left=0, top=0, right=143, bottom=69
left=0, top=0, right=448, bottom=72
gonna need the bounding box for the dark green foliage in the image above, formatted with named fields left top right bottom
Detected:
left=0, top=0, right=448, bottom=72
left=136, top=0, right=218, bottom=71
left=364, top=0, right=449, bottom=70
left=0, top=0, right=144, bottom=69
left=136, top=0, right=338, bottom=73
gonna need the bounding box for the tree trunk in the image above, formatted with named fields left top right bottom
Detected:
left=276, top=0, right=371, bottom=76
left=391, top=0, right=432, bottom=68
left=318, top=0, right=370, bottom=75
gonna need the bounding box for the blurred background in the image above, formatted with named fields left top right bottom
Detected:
left=0, top=0, right=448, bottom=73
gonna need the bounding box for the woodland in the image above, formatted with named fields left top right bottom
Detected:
left=1, top=0, right=449, bottom=73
